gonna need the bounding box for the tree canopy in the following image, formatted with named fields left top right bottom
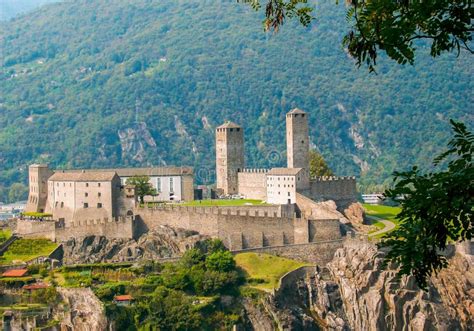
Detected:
left=381, top=120, right=473, bottom=289
left=309, top=150, right=334, bottom=177
left=125, top=176, right=156, bottom=203
left=240, top=0, right=473, bottom=71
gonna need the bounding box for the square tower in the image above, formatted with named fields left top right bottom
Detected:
left=286, top=108, right=310, bottom=170
left=216, top=121, right=244, bottom=195
left=25, top=164, right=54, bottom=213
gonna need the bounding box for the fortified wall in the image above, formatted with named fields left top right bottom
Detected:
left=309, top=176, right=357, bottom=205
left=135, top=204, right=341, bottom=250
left=237, top=169, right=268, bottom=200
left=16, top=216, right=136, bottom=242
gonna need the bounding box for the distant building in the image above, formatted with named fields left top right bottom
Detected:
left=362, top=194, right=384, bottom=205
left=114, top=294, right=134, bottom=306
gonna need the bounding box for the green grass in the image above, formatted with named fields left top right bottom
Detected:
left=363, top=204, right=402, bottom=237
left=363, top=204, right=401, bottom=222
left=0, top=229, right=12, bottom=244
left=0, top=239, right=58, bottom=264
left=235, top=253, right=309, bottom=290
left=180, top=199, right=269, bottom=207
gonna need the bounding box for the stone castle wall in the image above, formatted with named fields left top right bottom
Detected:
left=55, top=216, right=135, bottom=241
left=237, top=169, right=268, bottom=201
left=16, top=219, right=57, bottom=241
left=309, top=176, right=357, bottom=203
left=136, top=204, right=341, bottom=250
left=16, top=217, right=135, bottom=241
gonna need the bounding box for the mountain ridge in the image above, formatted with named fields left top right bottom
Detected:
left=0, top=0, right=472, bottom=202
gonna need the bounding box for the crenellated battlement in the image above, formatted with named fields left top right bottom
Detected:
left=239, top=168, right=269, bottom=173
left=137, top=204, right=294, bottom=219
left=312, top=176, right=356, bottom=182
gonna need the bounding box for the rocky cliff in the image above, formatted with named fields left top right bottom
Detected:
left=243, top=241, right=473, bottom=330
left=56, top=287, right=107, bottom=331
left=61, top=225, right=209, bottom=264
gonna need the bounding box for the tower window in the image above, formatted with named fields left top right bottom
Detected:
left=230, top=128, right=233, bottom=132
left=97, top=203, right=102, bottom=208
left=237, top=128, right=240, bottom=132
left=84, top=203, right=89, bottom=208
left=302, top=114, right=305, bottom=117
left=85, top=193, right=88, bottom=197
left=98, top=183, right=101, bottom=187
left=301, top=140, right=304, bottom=144
left=98, top=192, right=102, bottom=197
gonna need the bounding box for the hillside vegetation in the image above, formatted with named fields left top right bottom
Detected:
left=0, top=0, right=472, bottom=202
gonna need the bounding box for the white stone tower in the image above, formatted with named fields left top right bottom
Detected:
left=286, top=108, right=310, bottom=170
left=216, top=121, right=244, bottom=195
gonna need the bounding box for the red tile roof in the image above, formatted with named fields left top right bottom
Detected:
left=23, top=283, right=49, bottom=290
left=2, top=269, right=28, bottom=277
left=114, top=294, right=133, bottom=301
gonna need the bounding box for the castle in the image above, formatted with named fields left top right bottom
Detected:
left=18, top=109, right=359, bottom=251
left=216, top=108, right=356, bottom=206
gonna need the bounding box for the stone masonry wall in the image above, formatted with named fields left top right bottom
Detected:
left=309, top=176, right=357, bottom=203
left=55, top=217, right=135, bottom=241
left=237, top=170, right=268, bottom=201
left=232, top=240, right=344, bottom=265
left=16, top=219, right=56, bottom=241
left=136, top=205, right=297, bottom=250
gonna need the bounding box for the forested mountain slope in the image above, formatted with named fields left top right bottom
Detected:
left=0, top=0, right=472, bottom=201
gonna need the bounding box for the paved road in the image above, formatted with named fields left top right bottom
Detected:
left=367, top=216, right=396, bottom=237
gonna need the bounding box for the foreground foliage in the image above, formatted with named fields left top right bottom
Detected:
left=381, top=120, right=473, bottom=289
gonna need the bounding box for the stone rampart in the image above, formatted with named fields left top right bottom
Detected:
left=232, top=240, right=344, bottom=265
left=309, top=176, right=357, bottom=203
left=15, top=219, right=57, bottom=241
left=55, top=216, right=135, bottom=241
left=137, top=205, right=299, bottom=250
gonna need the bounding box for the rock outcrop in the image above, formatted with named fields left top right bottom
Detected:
left=56, top=287, right=107, bottom=331
left=62, top=225, right=209, bottom=264
left=243, top=241, right=473, bottom=330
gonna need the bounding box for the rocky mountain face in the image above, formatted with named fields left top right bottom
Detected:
left=244, top=241, right=473, bottom=330
left=55, top=287, right=108, bottom=331
left=61, top=225, right=209, bottom=264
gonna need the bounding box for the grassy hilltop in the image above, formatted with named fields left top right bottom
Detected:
left=0, top=0, right=472, bottom=202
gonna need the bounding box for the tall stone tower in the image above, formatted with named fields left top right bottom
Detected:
left=25, top=164, right=53, bottom=213
left=216, top=121, right=244, bottom=195
left=286, top=108, right=310, bottom=170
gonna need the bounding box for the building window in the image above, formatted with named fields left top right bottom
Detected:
left=157, top=178, right=161, bottom=192
left=98, top=192, right=101, bottom=197
left=288, top=192, right=290, bottom=196
left=86, top=183, right=89, bottom=187
left=63, top=183, right=65, bottom=187
left=98, top=183, right=101, bottom=187
left=61, top=202, right=64, bottom=208
left=85, top=193, right=88, bottom=197
left=169, top=178, right=174, bottom=193
left=97, top=203, right=102, bottom=208
left=55, top=201, right=58, bottom=207
left=84, top=203, right=89, bottom=208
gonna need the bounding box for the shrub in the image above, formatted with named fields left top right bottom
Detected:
left=205, top=251, right=236, bottom=272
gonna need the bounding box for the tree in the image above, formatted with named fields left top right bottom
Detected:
left=8, top=183, right=28, bottom=203
left=205, top=250, right=236, bottom=272
left=125, top=176, right=156, bottom=204
left=240, top=0, right=473, bottom=71
left=380, top=120, right=473, bottom=289
left=309, top=150, right=334, bottom=177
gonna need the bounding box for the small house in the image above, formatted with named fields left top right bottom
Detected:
left=114, top=294, right=134, bottom=306
left=2, top=269, right=28, bottom=278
